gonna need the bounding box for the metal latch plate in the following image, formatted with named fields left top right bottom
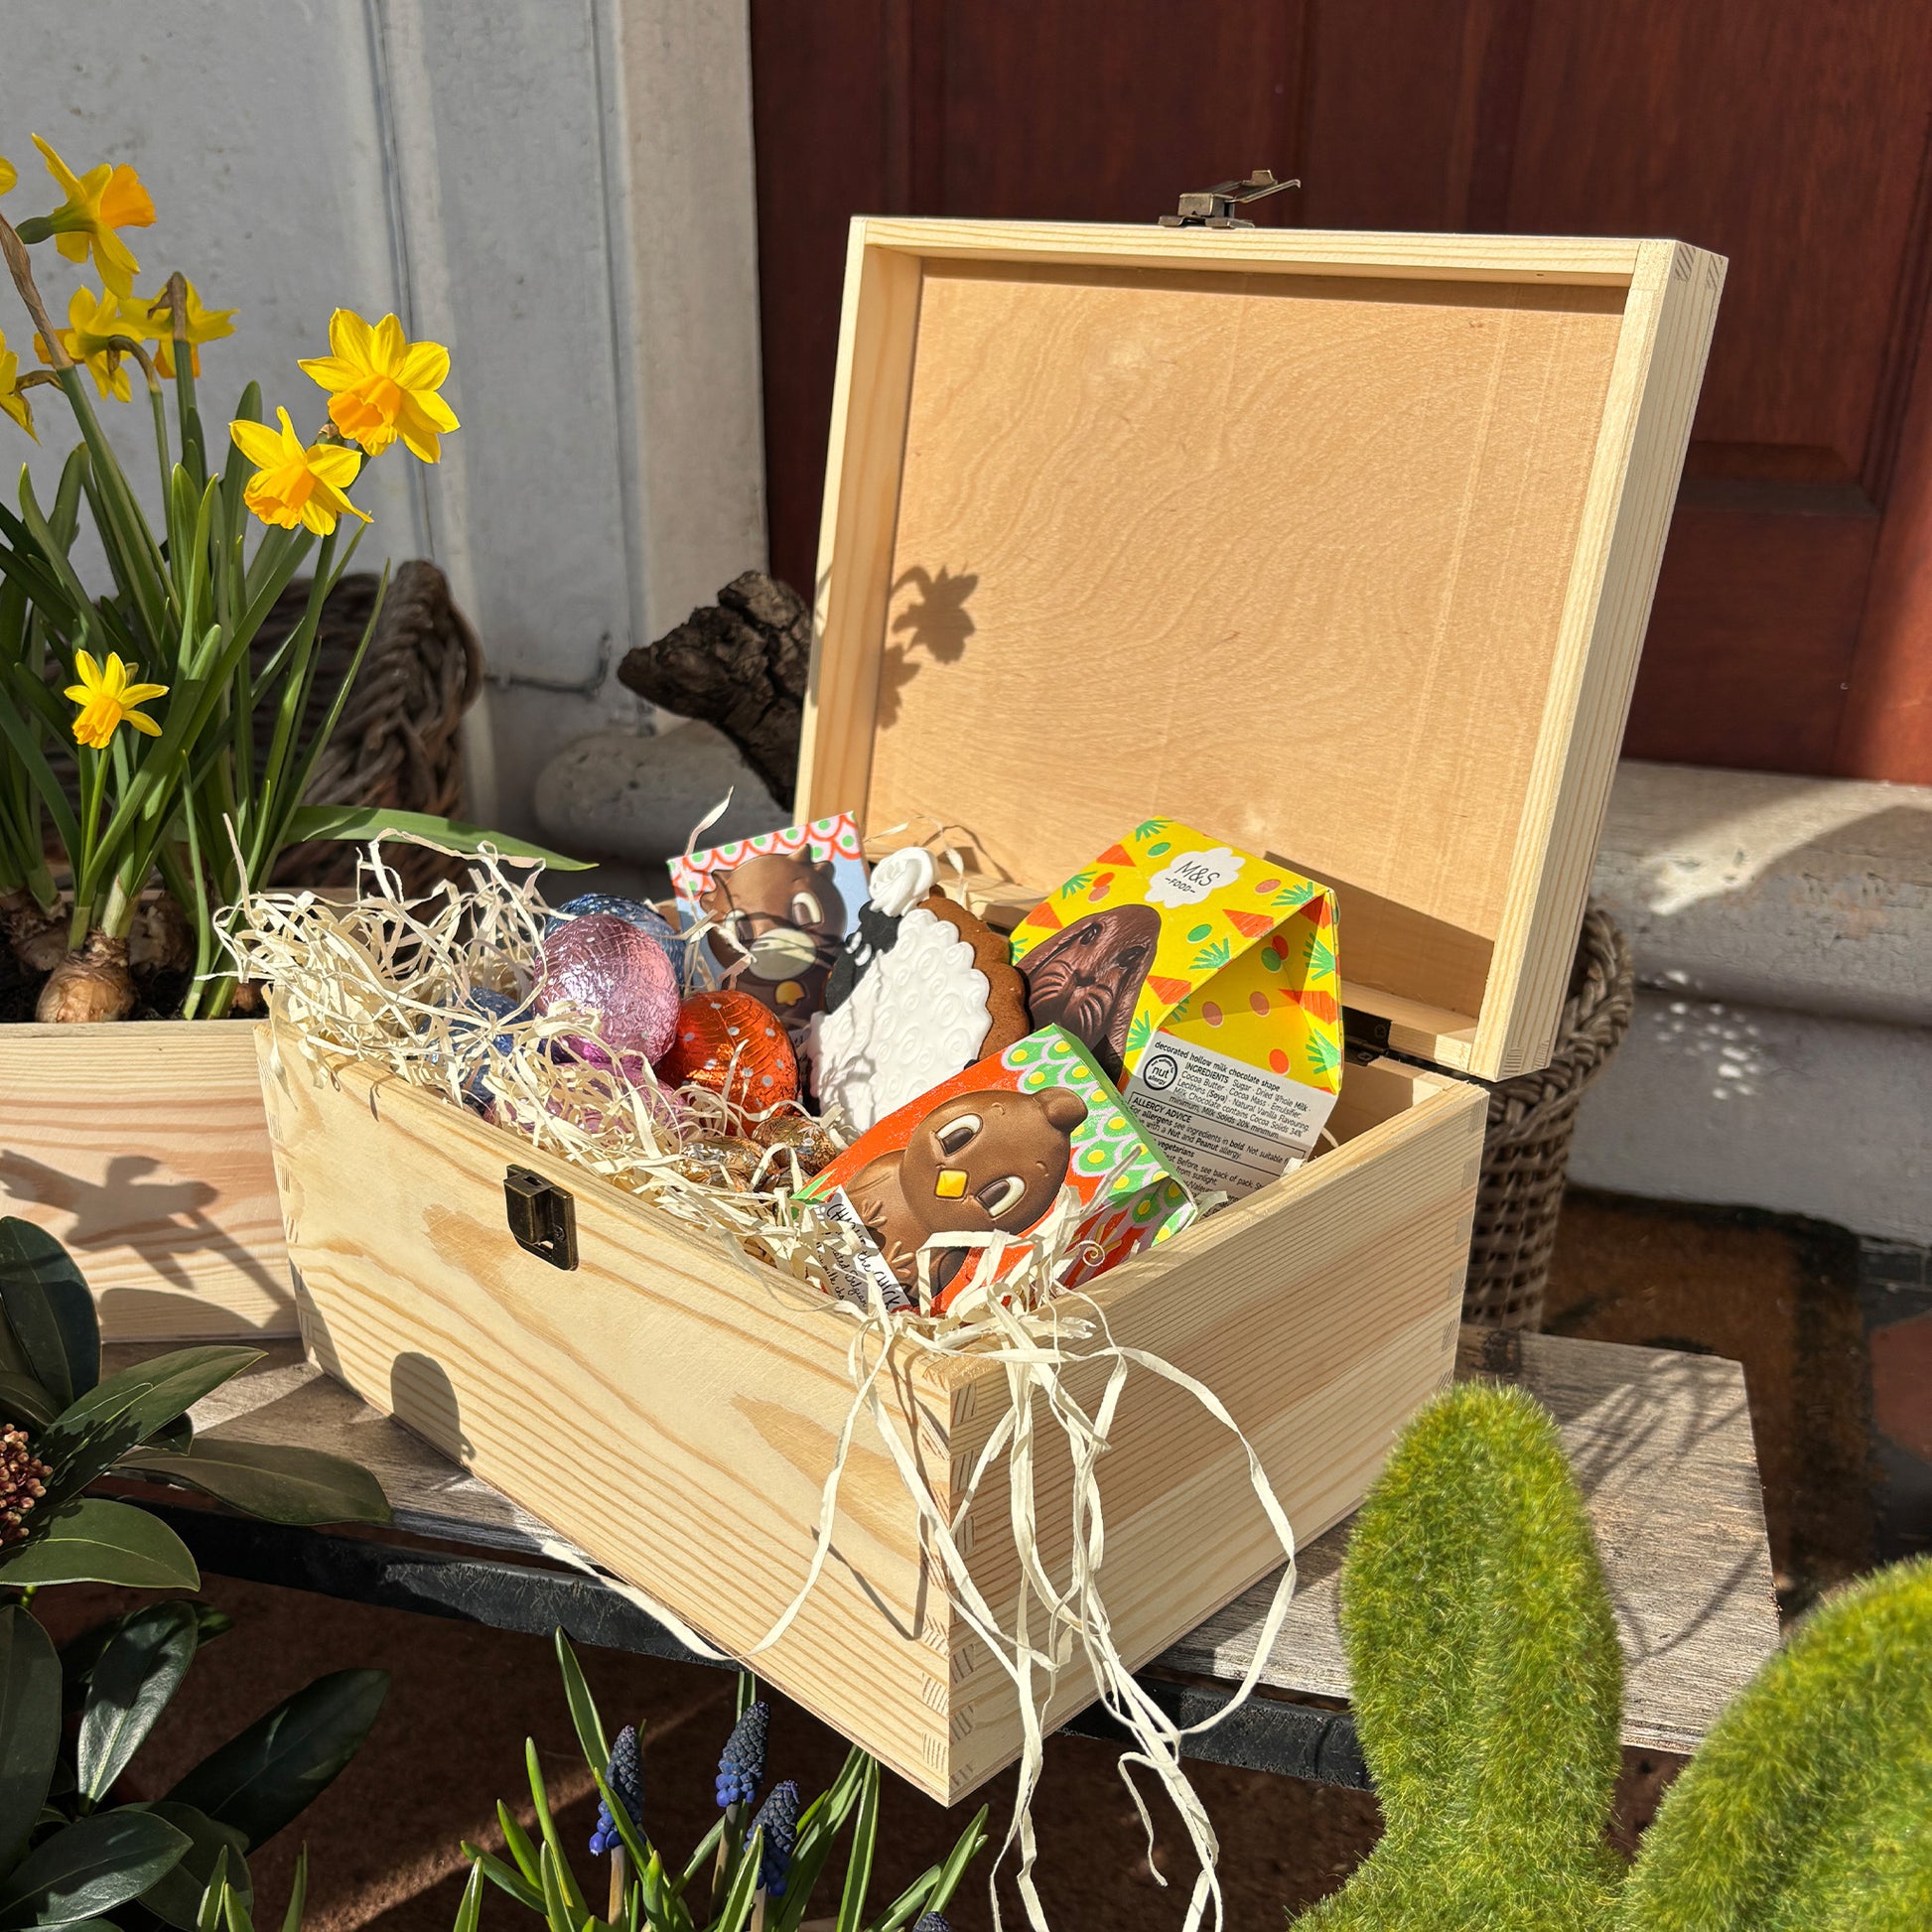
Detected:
left=504, top=1165, right=578, bottom=1271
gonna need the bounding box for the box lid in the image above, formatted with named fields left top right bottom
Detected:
left=796, top=220, right=1723, bottom=1081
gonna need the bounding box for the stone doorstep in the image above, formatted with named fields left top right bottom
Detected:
left=1589, top=759, right=1932, bottom=1028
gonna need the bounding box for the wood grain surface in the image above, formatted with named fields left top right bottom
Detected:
left=256, top=1016, right=1484, bottom=1802
left=797, top=221, right=1721, bottom=1081
left=157, top=1320, right=1776, bottom=1762
left=0, top=1021, right=294, bottom=1340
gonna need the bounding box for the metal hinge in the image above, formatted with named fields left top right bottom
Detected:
left=1340, top=1005, right=1394, bottom=1067
left=1160, top=170, right=1300, bottom=228
left=504, top=1165, right=579, bottom=1270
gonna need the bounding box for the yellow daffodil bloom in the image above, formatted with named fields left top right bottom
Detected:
left=135, top=278, right=236, bottom=379
left=298, top=308, right=458, bottom=462
left=30, top=136, right=154, bottom=296
left=36, top=287, right=133, bottom=401
left=229, top=408, right=373, bottom=534
left=0, top=156, right=15, bottom=197
left=65, top=649, right=168, bottom=750
left=0, top=331, right=35, bottom=440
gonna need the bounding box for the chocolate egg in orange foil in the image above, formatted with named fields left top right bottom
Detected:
left=657, top=990, right=798, bottom=1113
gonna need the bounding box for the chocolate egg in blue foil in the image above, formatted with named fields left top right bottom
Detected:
left=536, top=912, right=679, bottom=1075
left=456, top=987, right=519, bottom=1109
left=545, top=893, right=688, bottom=984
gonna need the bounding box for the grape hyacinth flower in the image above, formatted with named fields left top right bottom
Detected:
left=749, top=1780, right=799, bottom=1895
left=911, top=1915, right=951, bottom=1932
left=588, top=1724, right=642, bottom=1857
left=716, top=1701, right=769, bottom=1809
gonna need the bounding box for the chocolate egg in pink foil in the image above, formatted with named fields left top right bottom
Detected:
left=536, top=912, right=679, bottom=1075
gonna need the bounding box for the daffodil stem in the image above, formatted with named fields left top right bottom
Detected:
left=0, top=213, right=68, bottom=368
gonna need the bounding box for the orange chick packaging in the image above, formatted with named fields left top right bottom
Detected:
left=1010, top=821, right=1344, bottom=1200
left=802, top=1026, right=1194, bottom=1312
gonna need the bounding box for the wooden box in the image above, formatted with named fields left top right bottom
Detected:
left=2, top=1021, right=294, bottom=1340
left=259, top=220, right=1722, bottom=1804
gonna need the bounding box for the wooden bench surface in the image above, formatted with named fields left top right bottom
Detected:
left=163, top=1324, right=1778, bottom=1759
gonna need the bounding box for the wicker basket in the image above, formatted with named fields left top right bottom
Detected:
left=1463, top=902, right=1635, bottom=1330
left=259, top=561, right=483, bottom=895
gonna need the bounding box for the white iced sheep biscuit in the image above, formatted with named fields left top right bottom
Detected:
left=809, top=848, right=996, bottom=1132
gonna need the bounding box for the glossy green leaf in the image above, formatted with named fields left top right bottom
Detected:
left=282, top=807, right=591, bottom=871
left=0, top=1609, right=61, bottom=1873
left=78, top=1603, right=199, bottom=1803
left=166, top=1670, right=388, bottom=1851
left=130, top=1804, right=249, bottom=1932
left=37, top=1348, right=260, bottom=1494
left=0, top=1808, right=189, bottom=1928
left=59, top=1602, right=219, bottom=1715
left=0, top=1501, right=200, bottom=1590
left=553, top=1632, right=610, bottom=1775
left=536, top=1846, right=579, bottom=1932
left=0, top=1220, right=98, bottom=1410
left=116, top=1442, right=389, bottom=1528
left=922, top=1804, right=989, bottom=1921
left=193, top=1848, right=228, bottom=1932
left=0, top=1377, right=58, bottom=1432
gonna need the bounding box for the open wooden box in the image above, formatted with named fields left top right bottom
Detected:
left=260, top=218, right=1722, bottom=1805
left=3, top=1021, right=293, bottom=1340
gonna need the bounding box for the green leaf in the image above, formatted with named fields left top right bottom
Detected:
left=194, top=1850, right=229, bottom=1932
left=452, top=1863, right=483, bottom=1932
left=77, top=1603, right=200, bottom=1803
left=281, top=808, right=591, bottom=872
left=536, top=1846, right=580, bottom=1932
left=275, top=1848, right=304, bottom=1932
left=59, top=1604, right=222, bottom=1715
left=553, top=1632, right=610, bottom=1773
left=0, top=1377, right=58, bottom=1433
left=167, top=1670, right=388, bottom=1852
left=0, top=1220, right=99, bottom=1410
left=523, top=1743, right=587, bottom=1925
left=0, top=1501, right=200, bottom=1590
left=130, top=1804, right=249, bottom=1932
left=37, top=1348, right=261, bottom=1510
left=920, top=1804, right=988, bottom=1922
left=494, top=1805, right=539, bottom=1888
left=711, top=1830, right=760, bottom=1932
left=116, top=1443, right=389, bottom=1528
left=0, top=1609, right=61, bottom=1873
left=0, top=1808, right=189, bottom=1928
left=464, top=1844, right=542, bottom=1916
left=832, top=1759, right=879, bottom=1932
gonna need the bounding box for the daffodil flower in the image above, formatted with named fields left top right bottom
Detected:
left=136, top=277, right=236, bottom=379
left=26, top=136, right=154, bottom=296
left=36, top=287, right=133, bottom=402
left=298, top=308, right=458, bottom=462
left=0, top=330, right=34, bottom=440
left=229, top=408, right=373, bottom=534
left=66, top=649, right=168, bottom=751
left=0, top=156, right=15, bottom=197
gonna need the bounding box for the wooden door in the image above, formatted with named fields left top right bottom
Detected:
left=751, top=0, right=1932, bottom=783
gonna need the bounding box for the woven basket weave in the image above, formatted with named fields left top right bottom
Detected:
left=1463, top=903, right=1635, bottom=1330
left=260, top=561, right=483, bottom=895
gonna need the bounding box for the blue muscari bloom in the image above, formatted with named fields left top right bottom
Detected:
left=911, top=1915, right=950, bottom=1932
left=545, top=894, right=688, bottom=983
left=715, top=1701, right=768, bottom=1809
left=589, top=1724, right=643, bottom=1857
left=749, top=1779, right=799, bottom=1895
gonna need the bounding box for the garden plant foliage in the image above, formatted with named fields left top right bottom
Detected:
left=0, top=1216, right=394, bottom=1930
left=1293, top=1381, right=1932, bottom=1931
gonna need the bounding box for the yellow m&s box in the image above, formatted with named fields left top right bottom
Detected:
left=1009, top=821, right=1343, bottom=1200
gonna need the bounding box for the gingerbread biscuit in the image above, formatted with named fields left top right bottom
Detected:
left=921, top=893, right=1031, bottom=1058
